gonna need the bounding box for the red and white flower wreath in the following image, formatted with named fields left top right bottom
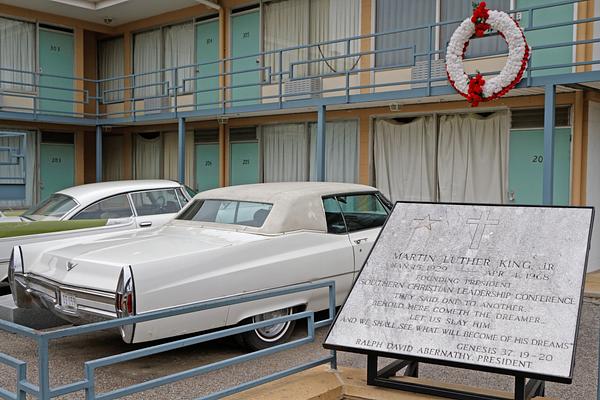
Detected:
left=446, top=2, right=530, bottom=107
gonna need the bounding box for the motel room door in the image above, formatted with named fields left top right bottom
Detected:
left=230, top=9, right=260, bottom=106
left=40, top=133, right=75, bottom=201
left=229, top=128, right=259, bottom=185
left=508, top=128, right=571, bottom=205
left=196, top=19, right=220, bottom=109
left=195, top=143, right=220, bottom=192
left=38, top=27, right=74, bottom=115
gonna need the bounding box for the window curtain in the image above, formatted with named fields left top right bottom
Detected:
left=0, top=18, right=35, bottom=91
left=437, top=111, right=510, bottom=203
left=374, top=117, right=437, bottom=202
left=164, top=22, right=194, bottom=93
left=309, top=120, right=358, bottom=183
left=441, top=0, right=510, bottom=58
left=375, top=0, right=436, bottom=68
left=262, top=124, right=309, bottom=182
left=134, top=133, right=162, bottom=179
left=0, top=130, right=38, bottom=208
left=102, top=134, right=124, bottom=181
left=264, top=0, right=309, bottom=80
left=309, top=0, right=360, bottom=75
left=133, top=29, right=162, bottom=98
left=162, top=131, right=195, bottom=187
left=99, top=37, right=125, bottom=103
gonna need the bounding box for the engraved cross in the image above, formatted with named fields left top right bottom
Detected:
left=466, top=212, right=499, bottom=250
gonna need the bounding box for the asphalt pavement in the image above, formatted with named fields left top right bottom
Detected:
left=0, top=299, right=598, bottom=399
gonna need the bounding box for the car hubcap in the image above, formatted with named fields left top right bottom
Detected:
left=253, top=308, right=292, bottom=342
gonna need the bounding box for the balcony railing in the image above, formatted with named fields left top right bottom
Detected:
left=0, top=0, right=597, bottom=124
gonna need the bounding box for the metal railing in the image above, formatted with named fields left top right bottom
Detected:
left=0, top=280, right=337, bottom=400
left=0, top=0, right=597, bottom=124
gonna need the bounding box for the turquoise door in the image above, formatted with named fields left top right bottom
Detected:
left=38, top=29, right=75, bottom=115
left=40, top=143, right=75, bottom=200
left=231, top=11, right=260, bottom=106
left=517, top=0, right=574, bottom=76
left=196, top=20, right=220, bottom=109
left=230, top=142, right=259, bottom=185
left=508, top=128, right=571, bottom=205
left=195, top=143, right=220, bottom=192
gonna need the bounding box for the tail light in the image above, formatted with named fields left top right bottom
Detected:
left=116, top=266, right=136, bottom=343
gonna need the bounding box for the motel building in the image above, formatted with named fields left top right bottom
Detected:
left=0, top=0, right=599, bottom=266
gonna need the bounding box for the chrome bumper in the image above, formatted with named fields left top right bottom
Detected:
left=12, top=273, right=117, bottom=324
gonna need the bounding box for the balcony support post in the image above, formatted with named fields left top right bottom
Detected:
left=95, top=125, right=102, bottom=183
left=178, top=117, right=186, bottom=184
left=543, top=84, right=556, bottom=205
left=316, top=105, right=326, bottom=182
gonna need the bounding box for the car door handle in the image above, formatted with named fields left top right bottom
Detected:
left=354, top=238, right=368, bottom=244
left=139, top=221, right=152, bottom=227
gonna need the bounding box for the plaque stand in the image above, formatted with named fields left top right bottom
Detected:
left=366, top=355, right=546, bottom=400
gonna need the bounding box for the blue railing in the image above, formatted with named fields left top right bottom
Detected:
left=0, top=280, right=337, bottom=400
left=0, top=0, right=597, bottom=124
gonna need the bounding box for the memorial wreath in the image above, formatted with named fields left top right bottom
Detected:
left=446, top=1, right=530, bottom=106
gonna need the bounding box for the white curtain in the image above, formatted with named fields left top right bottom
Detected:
left=99, top=37, right=125, bottom=102
left=103, top=134, right=123, bottom=181
left=162, top=131, right=195, bottom=187
left=262, top=124, right=309, bottom=182
left=134, top=29, right=162, bottom=98
left=437, top=111, right=510, bottom=203
left=309, top=120, right=358, bottom=183
left=374, top=117, right=437, bottom=202
left=164, top=22, right=194, bottom=93
left=264, top=0, right=309, bottom=80
left=0, top=130, right=38, bottom=208
left=135, top=133, right=162, bottom=179
left=0, top=18, right=35, bottom=91
left=309, top=0, right=360, bottom=75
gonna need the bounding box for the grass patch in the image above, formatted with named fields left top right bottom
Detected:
left=0, top=220, right=108, bottom=238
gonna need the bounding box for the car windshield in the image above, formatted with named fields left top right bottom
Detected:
left=176, top=199, right=273, bottom=228
left=22, top=194, right=78, bottom=221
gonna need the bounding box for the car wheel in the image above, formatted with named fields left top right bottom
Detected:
left=241, top=308, right=296, bottom=351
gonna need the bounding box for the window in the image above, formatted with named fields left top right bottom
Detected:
left=323, top=193, right=390, bottom=234
left=133, top=22, right=194, bottom=98
left=131, top=189, right=181, bottom=216
left=323, top=197, right=346, bottom=234
left=511, top=107, right=571, bottom=129
left=133, top=29, right=162, bottom=98
left=376, top=0, right=511, bottom=68
left=440, top=0, right=510, bottom=59
left=177, top=199, right=273, bottom=227
left=263, top=0, right=360, bottom=78
left=309, top=120, right=358, bottom=183
left=376, top=0, right=436, bottom=68
left=176, top=188, right=191, bottom=206
left=98, top=37, right=125, bottom=102
left=23, top=194, right=77, bottom=221
left=0, top=18, right=35, bottom=91
left=72, top=194, right=133, bottom=220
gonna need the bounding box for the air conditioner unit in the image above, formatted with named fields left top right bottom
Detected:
left=284, top=77, right=322, bottom=101
left=144, top=96, right=171, bottom=114
left=411, top=59, right=447, bottom=89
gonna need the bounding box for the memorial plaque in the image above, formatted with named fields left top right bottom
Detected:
left=324, top=203, right=593, bottom=381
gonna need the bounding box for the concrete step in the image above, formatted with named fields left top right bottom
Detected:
left=0, top=295, right=68, bottom=330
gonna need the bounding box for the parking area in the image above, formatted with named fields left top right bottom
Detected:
left=0, top=300, right=598, bottom=400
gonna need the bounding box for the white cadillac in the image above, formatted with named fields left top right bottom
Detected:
left=0, top=180, right=192, bottom=288
left=9, top=182, right=391, bottom=349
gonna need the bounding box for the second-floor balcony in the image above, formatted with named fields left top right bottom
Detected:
left=0, top=0, right=598, bottom=125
